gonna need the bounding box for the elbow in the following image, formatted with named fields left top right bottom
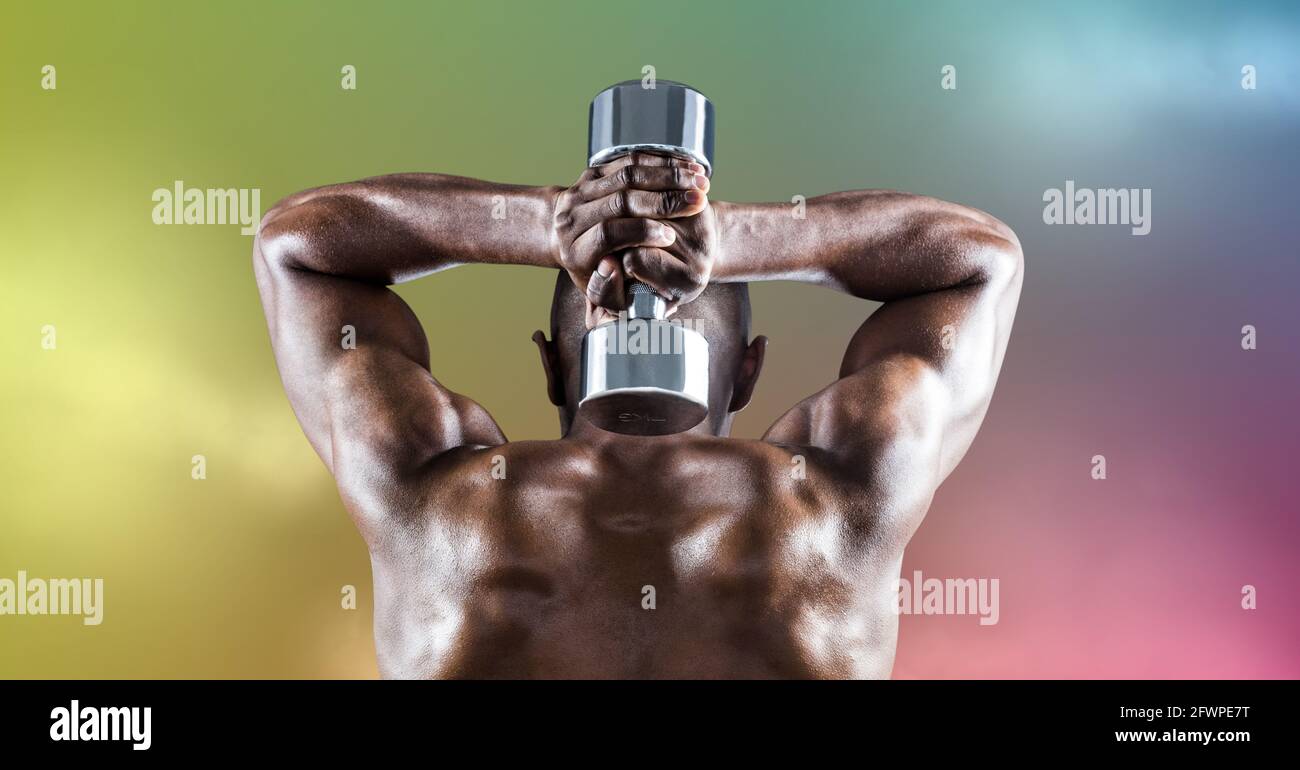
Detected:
left=989, top=219, right=1023, bottom=283
left=253, top=188, right=394, bottom=283
left=252, top=194, right=333, bottom=274
left=252, top=199, right=301, bottom=272
left=964, top=214, right=1023, bottom=288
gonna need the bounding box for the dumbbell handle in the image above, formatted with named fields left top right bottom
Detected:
left=626, top=280, right=667, bottom=320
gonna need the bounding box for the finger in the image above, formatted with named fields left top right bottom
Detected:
left=568, top=188, right=707, bottom=233
left=558, top=169, right=602, bottom=214
left=621, top=246, right=705, bottom=302
left=596, top=152, right=703, bottom=177
left=585, top=301, right=618, bottom=329
left=576, top=164, right=708, bottom=202
left=571, top=218, right=676, bottom=274
left=585, top=254, right=627, bottom=311
left=574, top=166, right=602, bottom=185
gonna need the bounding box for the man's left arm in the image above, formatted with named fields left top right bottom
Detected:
left=711, top=191, right=1023, bottom=496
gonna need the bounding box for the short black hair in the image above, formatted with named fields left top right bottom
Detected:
left=551, top=271, right=749, bottom=355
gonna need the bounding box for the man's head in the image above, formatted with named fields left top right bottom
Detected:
left=533, top=272, right=766, bottom=437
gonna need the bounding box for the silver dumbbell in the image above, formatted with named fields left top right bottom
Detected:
left=577, top=80, right=715, bottom=435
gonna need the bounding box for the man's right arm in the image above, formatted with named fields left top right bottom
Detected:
left=253, top=166, right=705, bottom=508
left=253, top=174, right=560, bottom=492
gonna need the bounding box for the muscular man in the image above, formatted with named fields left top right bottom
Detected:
left=253, top=153, right=1022, bottom=678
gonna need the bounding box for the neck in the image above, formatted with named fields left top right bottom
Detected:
left=561, top=411, right=732, bottom=442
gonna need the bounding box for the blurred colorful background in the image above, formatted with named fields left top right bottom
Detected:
left=2, top=0, right=1297, bottom=678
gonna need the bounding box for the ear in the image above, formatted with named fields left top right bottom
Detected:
left=728, top=335, right=767, bottom=412
left=532, top=330, right=565, bottom=407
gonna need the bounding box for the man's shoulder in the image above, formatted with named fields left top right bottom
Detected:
left=348, top=435, right=862, bottom=522
left=349, top=435, right=877, bottom=548
left=418, top=436, right=816, bottom=489
left=432, top=435, right=854, bottom=500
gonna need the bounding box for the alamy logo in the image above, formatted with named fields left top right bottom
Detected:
left=50, top=700, right=151, bottom=751
left=0, top=570, right=103, bottom=625
left=895, top=570, right=999, bottom=626
left=601, top=317, right=704, bottom=355
left=1043, top=180, right=1151, bottom=235
left=151, top=180, right=262, bottom=235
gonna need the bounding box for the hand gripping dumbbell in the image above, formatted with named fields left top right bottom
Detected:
left=577, top=80, right=715, bottom=436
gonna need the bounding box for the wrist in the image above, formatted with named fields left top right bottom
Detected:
left=540, top=184, right=566, bottom=269
left=711, top=201, right=787, bottom=283
left=709, top=200, right=741, bottom=282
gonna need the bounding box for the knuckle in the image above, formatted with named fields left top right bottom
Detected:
left=587, top=225, right=605, bottom=256
left=606, top=189, right=628, bottom=217
left=671, top=259, right=703, bottom=291
left=554, top=208, right=574, bottom=232
left=638, top=220, right=662, bottom=241
left=621, top=249, right=640, bottom=273
left=590, top=222, right=610, bottom=252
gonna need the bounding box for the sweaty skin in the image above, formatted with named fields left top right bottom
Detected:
left=253, top=154, right=1023, bottom=678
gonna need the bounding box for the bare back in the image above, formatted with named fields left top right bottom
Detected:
left=368, top=437, right=906, bottom=679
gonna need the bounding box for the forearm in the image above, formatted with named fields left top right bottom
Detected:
left=255, top=173, right=560, bottom=284
left=712, top=191, right=1020, bottom=299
